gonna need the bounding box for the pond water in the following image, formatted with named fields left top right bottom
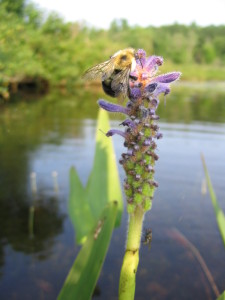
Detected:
left=0, top=83, right=225, bottom=300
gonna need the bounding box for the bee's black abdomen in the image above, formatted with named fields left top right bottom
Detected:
left=102, top=69, right=121, bottom=97
left=102, top=79, right=116, bottom=97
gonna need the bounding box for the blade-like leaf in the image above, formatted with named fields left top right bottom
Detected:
left=201, top=154, right=225, bottom=247
left=58, top=201, right=118, bottom=300
left=217, top=291, right=225, bottom=300
left=68, top=167, right=96, bottom=244
left=86, top=108, right=123, bottom=225
left=68, top=108, right=123, bottom=244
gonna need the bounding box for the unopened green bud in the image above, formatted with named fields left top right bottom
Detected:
left=143, top=198, right=152, bottom=211
left=134, top=193, right=142, bottom=204
left=125, top=188, right=132, bottom=197
left=134, top=165, right=144, bottom=174
left=125, top=160, right=135, bottom=170
left=144, top=128, right=151, bottom=137
left=127, top=203, right=135, bottom=214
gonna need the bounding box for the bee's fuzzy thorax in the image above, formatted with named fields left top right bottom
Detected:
left=98, top=49, right=181, bottom=214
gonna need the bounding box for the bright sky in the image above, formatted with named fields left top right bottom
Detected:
left=34, top=0, right=225, bottom=28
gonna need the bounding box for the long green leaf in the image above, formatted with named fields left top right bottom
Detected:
left=201, top=154, right=225, bottom=247
left=68, top=108, right=123, bottom=245
left=58, top=201, right=118, bottom=300
left=86, top=108, right=123, bottom=225
left=68, top=167, right=96, bottom=244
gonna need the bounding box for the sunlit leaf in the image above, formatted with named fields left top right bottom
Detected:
left=201, top=154, right=225, bottom=247
left=68, top=167, right=96, bottom=244
left=69, top=108, right=123, bottom=244
left=86, top=108, right=123, bottom=225
left=58, top=201, right=118, bottom=300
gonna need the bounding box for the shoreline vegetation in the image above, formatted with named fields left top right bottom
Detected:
left=0, top=0, right=225, bottom=99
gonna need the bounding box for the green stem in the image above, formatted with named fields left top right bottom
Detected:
left=119, top=206, right=145, bottom=300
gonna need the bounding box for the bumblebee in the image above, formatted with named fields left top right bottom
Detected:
left=83, top=48, right=136, bottom=101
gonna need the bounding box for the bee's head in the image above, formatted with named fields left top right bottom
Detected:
left=114, top=48, right=135, bottom=68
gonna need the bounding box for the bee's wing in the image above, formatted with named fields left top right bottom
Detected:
left=82, top=59, right=115, bottom=81
left=111, top=68, right=130, bottom=101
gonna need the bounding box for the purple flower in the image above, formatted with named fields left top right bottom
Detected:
left=98, top=99, right=129, bottom=115
left=145, top=83, right=158, bottom=94
left=154, top=84, right=171, bottom=97
left=153, top=72, right=181, bottom=83
left=106, top=129, right=127, bottom=138
left=120, top=119, right=137, bottom=129
left=144, top=55, right=164, bottom=75
left=156, top=132, right=163, bottom=139
left=129, top=87, right=142, bottom=101
left=97, top=49, right=181, bottom=213
left=129, top=51, right=181, bottom=101
left=143, top=139, right=152, bottom=146
left=135, top=49, right=146, bottom=67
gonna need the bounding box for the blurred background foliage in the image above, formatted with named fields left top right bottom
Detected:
left=0, top=0, right=225, bottom=98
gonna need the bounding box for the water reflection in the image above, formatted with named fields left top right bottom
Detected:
left=0, top=84, right=225, bottom=299
left=157, top=83, right=225, bottom=123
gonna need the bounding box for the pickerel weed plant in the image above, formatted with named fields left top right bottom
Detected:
left=98, top=49, right=181, bottom=300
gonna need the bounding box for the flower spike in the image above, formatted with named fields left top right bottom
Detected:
left=98, top=49, right=181, bottom=215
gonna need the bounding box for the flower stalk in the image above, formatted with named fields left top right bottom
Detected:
left=98, top=49, right=181, bottom=300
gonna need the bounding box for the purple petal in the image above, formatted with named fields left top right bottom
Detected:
left=153, top=72, right=181, bottom=83
left=146, top=165, right=154, bottom=172
left=150, top=98, right=159, bottom=108
left=143, top=139, right=152, bottom=146
left=149, top=108, right=156, bottom=115
left=129, top=87, right=142, bottom=101
left=154, top=83, right=171, bottom=97
left=140, top=106, right=149, bottom=119
left=141, top=73, right=149, bottom=80
left=150, top=114, right=160, bottom=120
left=135, top=174, right=141, bottom=181
left=144, top=56, right=163, bottom=73
left=127, top=148, right=133, bottom=156
left=156, top=132, right=163, bottom=139
left=144, top=83, right=158, bottom=94
left=120, top=119, right=136, bottom=129
left=98, top=99, right=129, bottom=115
left=106, top=129, right=126, bottom=138
left=135, top=49, right=146, bottom=67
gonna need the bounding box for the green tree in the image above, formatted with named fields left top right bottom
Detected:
left=0, top=0, right=25, bottom=17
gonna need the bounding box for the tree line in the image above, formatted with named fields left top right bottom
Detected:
left=0, top=0, right=225, bottom=98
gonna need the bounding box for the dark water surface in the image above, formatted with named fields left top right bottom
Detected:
left=0, top=83, right=225, bottom=299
